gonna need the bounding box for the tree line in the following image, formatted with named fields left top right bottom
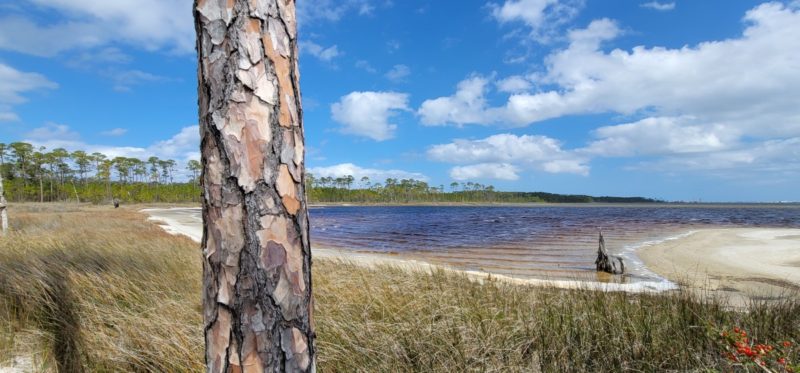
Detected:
left=0, top=141, right=658, bottom=205
left=306, top=173, right=660, bottom=204
left=0, top=142, right=202, bottom=204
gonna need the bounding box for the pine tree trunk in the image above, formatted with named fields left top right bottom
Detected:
left=0, top=171, right=7, bottom=235
left=195, top=1, right=314, bottom=372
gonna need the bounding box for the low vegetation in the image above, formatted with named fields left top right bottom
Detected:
left=0, top=204, right=796, bottom=371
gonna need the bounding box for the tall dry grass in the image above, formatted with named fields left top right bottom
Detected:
left=0, top=204, right=798, bottom=371
left=0, top=204, right=202, bottom=371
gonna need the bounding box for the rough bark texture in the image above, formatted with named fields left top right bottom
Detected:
left=194, top=1, right=314, bottom=372
left=0, top=171, right=7, bottom=235
left=595, top=231, right=624, bottom=275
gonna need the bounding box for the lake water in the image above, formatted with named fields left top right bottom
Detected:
left=310, top=205, right=800, bottom=284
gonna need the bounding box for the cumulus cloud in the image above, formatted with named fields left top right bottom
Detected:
left=489, top=0, right=583, bottom=42
left=331, top=91, right=409, bottom=141
left=0, top=0, right=194, bottom=56
left=424, top=5, right=800, bottom=133
left=308, top=163, right=427, bottom=182
left=428, top=134, right=589, bottom=179
left=450, top=163, right=520, bottom=181
left=496, top=75, right=532, bottom=93
left=583, top=116, right=739, bottom=157
left=418, top=75, right=495, bottom=126
left=422, top=4, right=800, bottom=176
left=631, top=137, right=800, bottom=175
left=640, top=2, right=676, bottom=11
left=301, top=41, right=341, bottom=62
left=385, top=64, right=411, bottom=82
left=0, top=62, right=58, bottom=122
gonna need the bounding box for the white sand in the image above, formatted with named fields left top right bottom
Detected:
left=141, top=207, right=203, bottom=242
left=142, top=207, right=677, bottom=293
left=639, top=228, right=800, bottom=300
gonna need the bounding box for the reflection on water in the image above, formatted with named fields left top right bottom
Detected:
left=309, top=205, right=800, bottom=283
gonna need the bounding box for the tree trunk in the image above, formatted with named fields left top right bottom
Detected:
left=72, top=183, right=80, bottom=203
left=195, top=1, right=314, bottom=372
left=0, top=171, right=7, bottom=235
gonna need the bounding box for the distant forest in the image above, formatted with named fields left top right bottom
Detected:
left=0, top=142, right=660, bottom=205
left=0, top=142, right=202, bottom=203
left=305, top=174, right=660, bottom=204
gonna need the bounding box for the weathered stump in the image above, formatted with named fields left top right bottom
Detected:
left=595, top=231, right=624, bottom=275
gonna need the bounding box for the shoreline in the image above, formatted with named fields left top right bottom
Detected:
left=141, top=207, right=677, bottom=293
left=310, top=202, right=800, bottom=208
left=141, top=207, right=800, bottom=298
left=639, top=228, right=800, bottom=302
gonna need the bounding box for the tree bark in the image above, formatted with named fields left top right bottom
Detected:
left=195, top=1, right=314, bottom=372
left=0, top=171, right=7, bottom=235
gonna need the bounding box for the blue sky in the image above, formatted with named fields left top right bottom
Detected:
left=1, top=0, right=799, bottom=202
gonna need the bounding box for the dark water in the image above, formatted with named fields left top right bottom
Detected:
left=310, top=205, right=800, bottom=283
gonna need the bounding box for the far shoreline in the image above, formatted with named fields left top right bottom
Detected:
left=307, top=201, right=800, bottom=208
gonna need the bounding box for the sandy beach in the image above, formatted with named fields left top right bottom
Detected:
left=639, top=228, right=800, bottom=301
left=142, top=208, right=800, bottom=299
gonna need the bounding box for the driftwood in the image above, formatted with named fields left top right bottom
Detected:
left=595, top=231, right=624, bottom=275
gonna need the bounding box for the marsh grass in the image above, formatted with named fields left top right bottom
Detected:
left=0, top=204, right=798, bottom=372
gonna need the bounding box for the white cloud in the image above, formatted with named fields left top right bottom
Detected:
left=0, top=63, right=58, bottom=122
left=25, top=122, right=81, bottom=141
left=106, top=69, right=167, bottom=92
left=0, top=0, right=194, bottom=56
left=331, top=91, right=409, bottom=141
left=0, top=113, right=19, bottom=122
left=385, top=64, right=411, bottom=82
left=583, top=116, right=739, bottom=157
left=450, top=163, right=520, bottom=181
left=426, top=5, right=800, bottom=133
left=355, top=60, right=377, bottom=73
left=421, top=4, right=800, bottom=177
left=100, top=128, right=128, bottom=137
left=150, top=125, right=200, bottom=161
left=640, top=2, right=676, bottom=11
left=24, top=124, right=199, bottom=167
left=496, top=75, right=532, bottom=93
left=308, top=163, right=427, bottom=182
left=301, top=41, right=341, bottom=62
left=297, top=0, right=375, bottom=23
left=632, top=137, right=800, bottom=175
left=583, top=116, right=800, bottom=177
left=489, top=0, right=583, bottom=42
left=428, top=133, right=589, bottom=177
left=418, top=75, right=495, bottom=126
